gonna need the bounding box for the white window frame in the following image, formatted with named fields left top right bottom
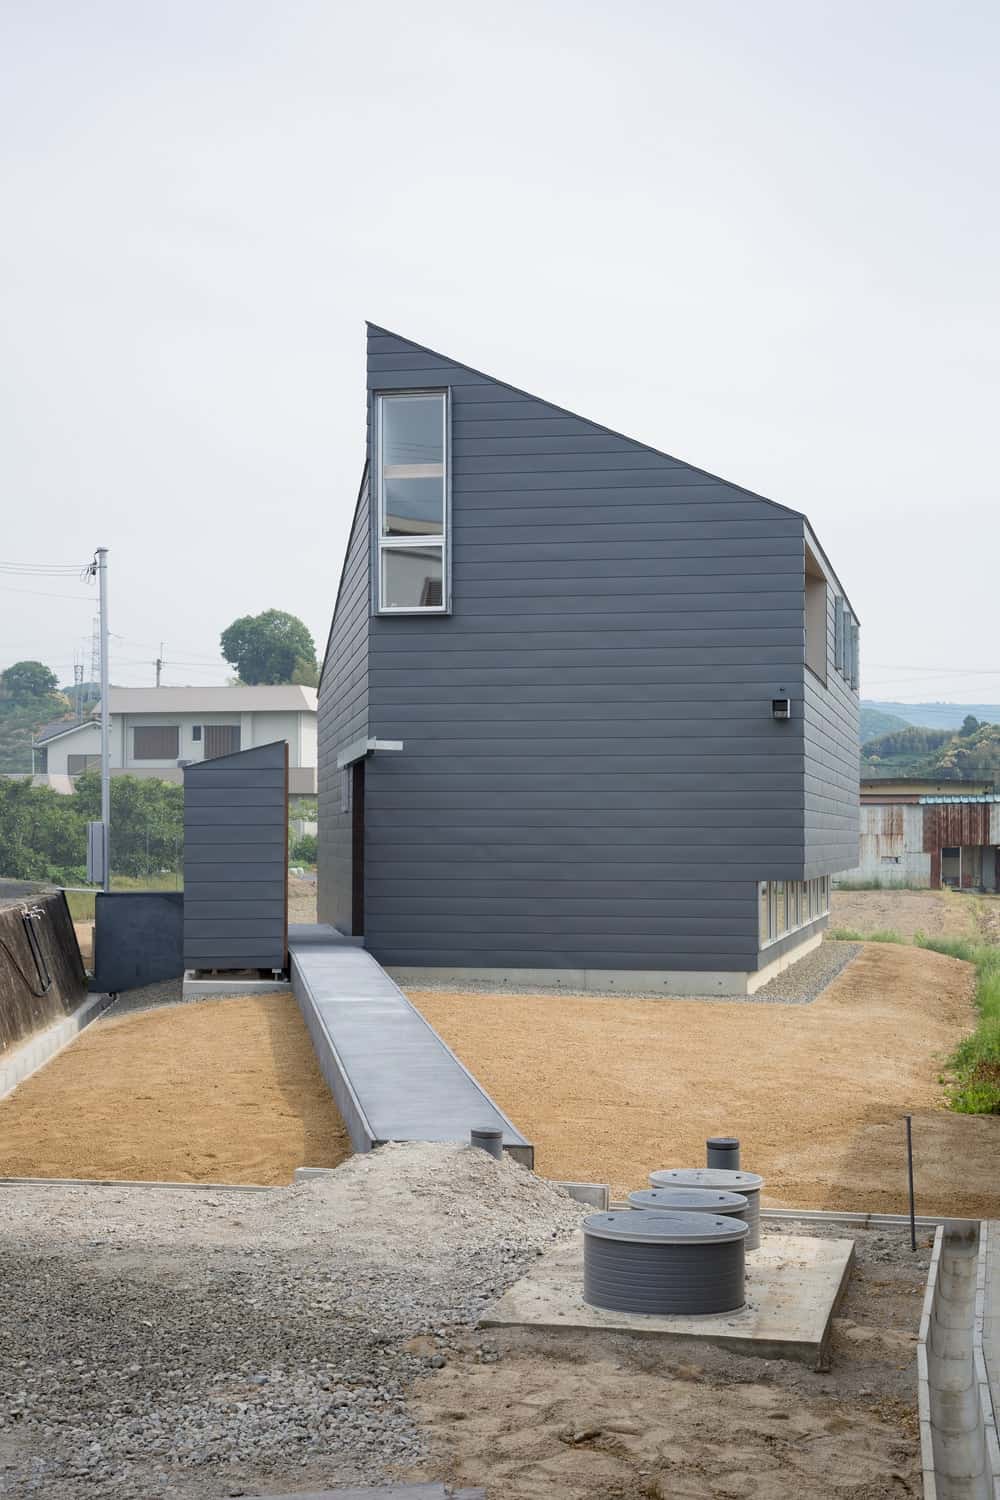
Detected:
left=374, top=389, right=450, bottom=615
left=758, top=876, right=830, bottom=950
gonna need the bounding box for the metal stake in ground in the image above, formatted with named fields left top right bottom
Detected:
left=707, top=1136, right=740, bottom=1170
left=471, top=1126, right=504, bottom=1160
left=905, top=1113, right=917, bottom=1251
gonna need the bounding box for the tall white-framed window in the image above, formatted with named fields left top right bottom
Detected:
left=758, top=876, right=830, bottom=948
left=375, top=390, right=449, bottom=613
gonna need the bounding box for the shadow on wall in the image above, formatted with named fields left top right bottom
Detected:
left=0, top=892, right=86, bottom=1055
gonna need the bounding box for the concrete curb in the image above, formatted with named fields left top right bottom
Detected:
left=917, top=1220, right=1000, bottom=1500
left=0, top=990, right=115, bottom=1101
left=0, top=1176, right=279, bottom=1192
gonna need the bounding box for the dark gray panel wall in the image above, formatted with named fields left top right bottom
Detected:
left=317, top=479, right=370, bottom=932
left=93, top=892, right=184, bottom=992
left=319, top=326, right=860, bottom=974
left=802, top=544, right=860, bottom=879
left=183, top=742, right=288, bottom=970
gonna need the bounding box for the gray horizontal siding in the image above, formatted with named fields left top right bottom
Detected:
left=182, top=742, right=288, bottom=971
left=355, top=326, right=821, bottom=972
left=802, top=547, right=860, bottom=877
left=317, top=477, right=370, bottom=931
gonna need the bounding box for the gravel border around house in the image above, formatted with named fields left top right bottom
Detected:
left=403, top=940, right=864, bottom=1006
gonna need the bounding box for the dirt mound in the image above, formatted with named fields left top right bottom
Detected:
left=411, top=942, right=1000, bottom=1216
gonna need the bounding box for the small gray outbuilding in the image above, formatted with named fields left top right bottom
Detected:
left=317, top=326, right=860, bottom=995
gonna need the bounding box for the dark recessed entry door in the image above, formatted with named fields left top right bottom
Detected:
left=203, top=724, right=241, bottom=760
left=352, top=759, right=365, bottom=936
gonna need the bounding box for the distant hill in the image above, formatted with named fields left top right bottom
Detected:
left=0, top=693, right=73, bottom=773
left=859, top=705, right=911, bottom=744
left=864, top=700, right=1000, bottom=731
left=863, top=717, right=1000, bottom=782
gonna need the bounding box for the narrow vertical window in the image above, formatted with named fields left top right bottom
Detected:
left=376, top=392, right=448, bottom=612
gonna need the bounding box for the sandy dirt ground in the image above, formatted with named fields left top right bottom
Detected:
left=414, top=1221, right=926, bottom=1500
left=73, top=920, right=93, bottom=964
left=0, top=993, right=350, bottom=1183
left=831, top=885, right=982, bottom=940
left=411, top=942, right=1000, bottom=1216
left=288, top=872, right=318, bottom=924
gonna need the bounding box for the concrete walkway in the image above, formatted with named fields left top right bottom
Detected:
left=288, top=925, right=532, bottom=1166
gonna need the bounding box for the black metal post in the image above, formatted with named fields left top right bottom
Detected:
left=905, top=1113, right=916, bottom=1251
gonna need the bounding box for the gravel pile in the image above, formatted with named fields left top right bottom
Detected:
left=0, top=1142, right=585, bottom=1499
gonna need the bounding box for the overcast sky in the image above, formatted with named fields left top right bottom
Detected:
left=2, top=1, right=997, bottom=702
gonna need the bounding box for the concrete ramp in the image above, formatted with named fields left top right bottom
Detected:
left=289, top=925, right=533, bottom=1167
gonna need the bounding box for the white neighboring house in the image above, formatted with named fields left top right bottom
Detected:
left=31, top=686, right=318, bottom=798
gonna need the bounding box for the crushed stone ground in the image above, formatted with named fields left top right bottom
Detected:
left=0, top=1145, right=931, bottom=1500
left=0, top=1143, right=586, bottom=1498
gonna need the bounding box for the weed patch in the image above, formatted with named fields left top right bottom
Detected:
left=915, top=934, right=1000, bottom=1113
left=827, top=927, right=904, bottom=944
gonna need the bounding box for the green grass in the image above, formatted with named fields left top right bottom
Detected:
left=827, top=926, right=904, bottom=943
left=914, top=934, right=1000, bottom=1113
left=63, top=872, right=182, bottom=922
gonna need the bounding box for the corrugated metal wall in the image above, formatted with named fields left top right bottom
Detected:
left=183, top=741, right=288, bottom=971
left=923, top=804, right=992, bottom=852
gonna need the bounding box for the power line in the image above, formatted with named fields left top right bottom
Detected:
left=1, top=583, right=96, bottom=601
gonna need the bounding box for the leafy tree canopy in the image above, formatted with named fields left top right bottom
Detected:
left=2, top=660, right=59, bottom=700
left=960, top=714, right=981, bottom=737
left=220, top=610, right=318, bottom=686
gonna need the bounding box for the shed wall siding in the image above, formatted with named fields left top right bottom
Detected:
left=317, top=480, right=371, bottom=931
left=183, top=742, right=288, bottom=970
left=362, top=327, right=825, bottom=972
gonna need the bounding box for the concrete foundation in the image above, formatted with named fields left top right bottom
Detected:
left=390, top=930, right=822, bottom=999
left=181, top=977, right=291, bottom=1000
left=481, top=1232, right=855, bottom=1368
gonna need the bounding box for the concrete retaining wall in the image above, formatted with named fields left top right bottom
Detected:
left=0, top=892, right=86, bottom=1055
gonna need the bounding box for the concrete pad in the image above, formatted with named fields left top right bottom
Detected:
left=556, top=1181, right=611, bottom=1210
left=480, top=1232, right=855, bottom=1368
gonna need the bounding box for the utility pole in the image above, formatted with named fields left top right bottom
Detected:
left=97, top=547, right=110, bottom=893
left=155, top=642, right=163, bottom=687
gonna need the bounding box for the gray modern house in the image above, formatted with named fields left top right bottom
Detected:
left=317, top=325, right=860, bottom=995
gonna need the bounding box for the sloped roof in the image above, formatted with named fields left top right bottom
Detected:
left=103, top=686, right=317, bottom=714
left=364, top=323, right=857, bottom=618
left=33, top=718, right=97, bottom=745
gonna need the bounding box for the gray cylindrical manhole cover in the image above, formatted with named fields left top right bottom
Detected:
left=583, top=1210, right=747, bottom=1316
left=627, top=1186, right=749, bottom=1224
left=648, top=1168, right=764, bottom=1250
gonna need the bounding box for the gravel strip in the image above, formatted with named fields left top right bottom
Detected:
left=752, top=938, right=863, bottom=1004
left=101, top=977, right=185, bottom=1018
left=402, top=940, right=864, bottom=1006
left=0, top=1141, right=586, bottom=1499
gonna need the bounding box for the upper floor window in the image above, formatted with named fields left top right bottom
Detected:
left=376, top=391, right=448, bottom=612
left=133, top=725, right=179, bottom=760
left=804, top=544, right=827, bottom=682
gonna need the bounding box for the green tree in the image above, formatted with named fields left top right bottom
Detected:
left=2, top=660, right=59, bottom=700
left=74, top=772, right=184, bottom=877
left=961, top=714, right=981, bottom=737
left=220, top=610, right=318, bottom=686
